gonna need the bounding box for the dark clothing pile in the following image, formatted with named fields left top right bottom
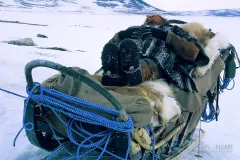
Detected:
left=103, top=25, right=210, bottom=91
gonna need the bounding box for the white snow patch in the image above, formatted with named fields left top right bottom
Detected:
left=0, top=10, right=239, bottom=160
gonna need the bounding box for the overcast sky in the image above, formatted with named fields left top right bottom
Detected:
left=145, top=0, right=240, bottom=11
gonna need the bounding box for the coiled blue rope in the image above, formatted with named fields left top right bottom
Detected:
left=141, top=124, right=157, bottom=160
left=201, top=76, right=235, bottom=122
left=202, top=44, right=238, bottom=122
left=201, top=101, right=217, bottom=123
left=14, top=82, right=134, bottom=160
left=219, top=77, right=235, bottom=92
left=148, top=124, right=156, bottom=160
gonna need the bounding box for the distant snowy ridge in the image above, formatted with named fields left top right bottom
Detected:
left=0, top=0, right=240, bottom=16
left=173, top=8, right=240, bottom=17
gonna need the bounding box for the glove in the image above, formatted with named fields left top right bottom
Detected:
left=118, top=26, right=140, bottom=40
left=136, top=26, right=168, bottom=41
left=118, top=26, right=168, bottom=42
left=150, top=28, right=168, bottom=41
left=139, top=26, right=152, bottom=40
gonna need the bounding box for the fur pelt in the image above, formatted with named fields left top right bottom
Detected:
left=142, top=80, right=181, bottom=127
left=179, top=22, right=229, bottom=77
left=193, top=33, right=229, bottom=77
left=101, top=77, right=181, bottom=127
left=179, top=22, right=213, bottom=48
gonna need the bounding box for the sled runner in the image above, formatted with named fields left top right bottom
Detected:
left=40, top=129, right=205, bottom=160
left=15, top=19, right=239, bottom=160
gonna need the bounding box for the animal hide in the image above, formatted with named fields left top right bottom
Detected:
left=193, top=33, right=229, bottom=77
left=103, top=78, right=181, bottom=127
left=179, top=22, right=212, bottom=47
left=179, top=22, right=229, bottom=77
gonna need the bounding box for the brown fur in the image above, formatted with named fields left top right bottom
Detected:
left=179, top=22, right=214, bottom=47
left=105, top=84, right=164, bottom=111
left=105, top=84, right=166, bottom=123
left=103, top=79, right=181, bottom=126
left=92, top=74, right=171, bottom=122
left=142, top=15, right=215, bottom=48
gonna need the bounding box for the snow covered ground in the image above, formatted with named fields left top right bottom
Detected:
left=0, top=10, right=239, bottom=160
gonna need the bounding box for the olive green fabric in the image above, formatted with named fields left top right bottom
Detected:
left=173, top=57, right=224, bottom=112
left=42, top=67, right=153, bottom=129
left=193, top=57, right=225, bottom=96
left=172, top=56, right=224, bottom=134
left=42, top=56, right=224, bottom=139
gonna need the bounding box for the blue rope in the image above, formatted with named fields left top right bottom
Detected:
left=13, top=82, right=134, bottom=160
left=219, top=77, right=235, bottom=92
left=201, top=101, right=218, bottom=123
left=45, top=142, right=69, bottom=160
left=146, top=124, right=156, bottom=160
left=13, top=87, right=34, bottom=146
left=50, top=110, right=130, bottom=160
left=201, top=76, right=235, bottom=122
left=0, top=87, right=26, bottom=99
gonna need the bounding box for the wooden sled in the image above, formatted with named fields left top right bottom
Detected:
left=40, top=128, right=205, bottom=160
left=168, top=128, right=205, bottom=160
left=21, top=57, right=223, bottom=160
left=19, top=40, right=238, bottom=160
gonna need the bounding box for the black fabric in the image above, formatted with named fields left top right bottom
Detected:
left=119, top=38, right=142, bottom=70
left=118, top=27, right=139, bottom=40
left=132, top=25, right=209, bottom=91
left=118, top=26, right=168, bottom=42
left=102, top=75, right=125, bottom=86
left=101, top=42, right=124, bottom=86
left=150, top=28, right=168, bottom=41
left=101, top=42, right=119, bottom=73
left=119, top=38, right=142, bottom=85
left=155, top=25, right=207, bottom=91
left=106, top=25, right=210, bottom=91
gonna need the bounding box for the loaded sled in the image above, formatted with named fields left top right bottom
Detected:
left=19, top=21, right=239, bottom=160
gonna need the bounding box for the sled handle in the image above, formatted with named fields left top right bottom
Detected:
left=24, top=59, right=128, bottom=121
